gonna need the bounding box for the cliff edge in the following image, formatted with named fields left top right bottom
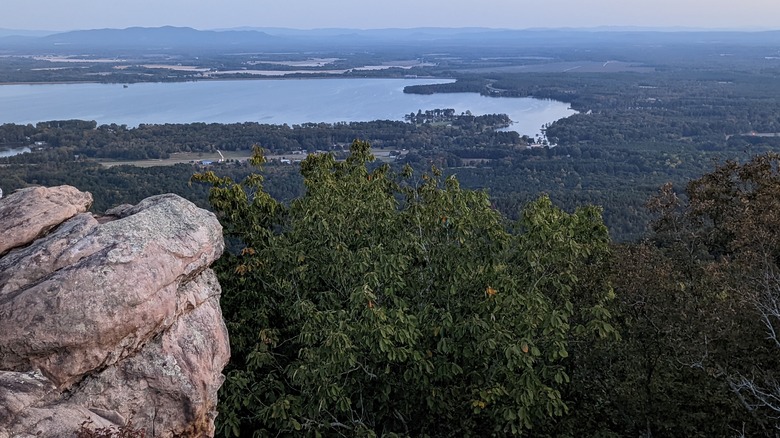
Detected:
left=0, top=186, right=229, bottom=437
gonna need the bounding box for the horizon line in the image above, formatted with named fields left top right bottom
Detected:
left=2, top=25, right=780, bottom=34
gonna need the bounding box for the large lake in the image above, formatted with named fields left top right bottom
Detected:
left=0, top=79, right=575, bottom=137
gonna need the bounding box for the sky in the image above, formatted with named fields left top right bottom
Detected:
left=3, top=0, right=779, bottom=31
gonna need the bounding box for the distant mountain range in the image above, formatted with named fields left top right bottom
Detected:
left=1, top=26, right=279, bottom=51
left=0, top=28, right=57, bottom=38
left=2, top=26, right=780, bottom=54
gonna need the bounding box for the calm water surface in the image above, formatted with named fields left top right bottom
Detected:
left=0, top=79, right=575, bottom=137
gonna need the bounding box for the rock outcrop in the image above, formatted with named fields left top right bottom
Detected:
left=0, top=186, right=229, bottom=437
left=0, top=186, right=92, bottom=256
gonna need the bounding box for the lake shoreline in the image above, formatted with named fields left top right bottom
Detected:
left=0, top=75, right=449, bottom=87
left=0, top=78, right=575, bottom=137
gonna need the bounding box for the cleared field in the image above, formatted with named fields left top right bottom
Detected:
left=98, top=150, right=254, bottom=168
left=98, top=148, right=405, bottom=168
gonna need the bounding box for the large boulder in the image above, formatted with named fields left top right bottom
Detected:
left=0, top=187, right=229, bottom=437
left=0, top=185, right=92, bottom=255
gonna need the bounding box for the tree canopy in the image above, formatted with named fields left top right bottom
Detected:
left=195, top=141, right=616, bottom=437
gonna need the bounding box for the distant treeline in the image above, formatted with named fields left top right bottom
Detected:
left=0, top=113, right=519, bottom=162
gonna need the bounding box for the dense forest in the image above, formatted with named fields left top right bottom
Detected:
left=199, top=143, right=780, bottom=437
left=0, top=113, right=516, bottom=160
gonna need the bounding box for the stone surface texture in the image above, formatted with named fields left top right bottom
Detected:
left=0, top=186, right=92, bottom=255
left=0, top=186, right=229, bottom=438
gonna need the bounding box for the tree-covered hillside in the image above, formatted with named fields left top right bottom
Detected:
left=196, top=144, right=780, bottom=436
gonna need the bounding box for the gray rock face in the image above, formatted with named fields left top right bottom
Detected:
left=0, top=187, right=229, bottom=437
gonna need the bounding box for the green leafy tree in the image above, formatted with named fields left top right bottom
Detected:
left=195, top=141, right=615, bottom=437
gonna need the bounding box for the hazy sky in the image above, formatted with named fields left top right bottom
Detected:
left=3, top=0, right=779, bottom=31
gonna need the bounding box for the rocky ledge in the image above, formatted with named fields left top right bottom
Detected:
left=0, top=186, right=229, bottom=437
